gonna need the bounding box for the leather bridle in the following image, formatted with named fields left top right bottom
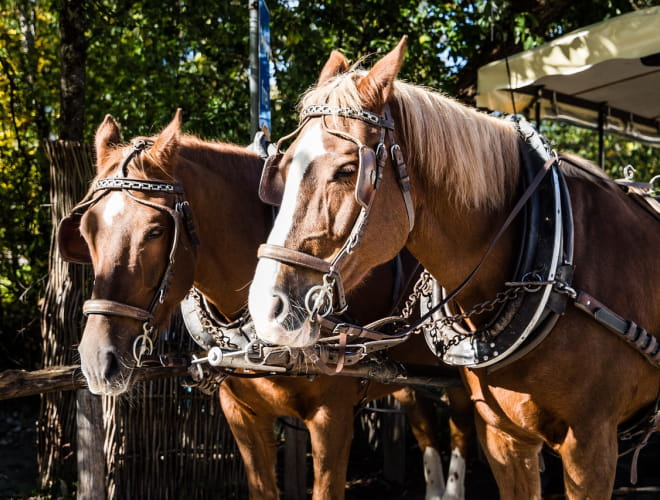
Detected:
left=57, top=139, right=199, bottom=365
left=257, top=104, right=414, bottom=319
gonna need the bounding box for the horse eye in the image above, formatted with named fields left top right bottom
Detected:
left=146, top=227, right=165, bottom=240
left=333, top=165, right=357, bottom=180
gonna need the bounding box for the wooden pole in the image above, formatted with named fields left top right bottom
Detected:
left=76, top=394, right=106, bottom=500
left=248, top=0, right=259, bottom=135
left=283, top=417, right=308, bottom=500
left=0, top=364, right=189, bottom=400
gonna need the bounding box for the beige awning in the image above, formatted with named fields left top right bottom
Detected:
left=476, top=6, right=660, bottom=144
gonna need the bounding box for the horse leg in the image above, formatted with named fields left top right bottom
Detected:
left=219, top=382, right=279, bottom=500
left=475, top=413, right=543, bottom=499
left=443, top=385, right=474, bottom=500
left=305, top=402, right=354, bottom=500
left=391, top=387, right=446, bottom=500
left=558, top=424, right=618, bottom=499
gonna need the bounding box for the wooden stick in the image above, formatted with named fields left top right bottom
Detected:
left=0, top=365, right=188, bottom=400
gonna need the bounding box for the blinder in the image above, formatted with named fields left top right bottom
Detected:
left=259, top=128, right=386, bottom=209
left=259, top=152, right=285, bottom=206
left=356, top=144, right=384, bottom=209
left=57, top=212, right=92, bottom=264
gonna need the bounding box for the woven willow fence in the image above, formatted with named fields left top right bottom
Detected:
left=40, top=141, right=247, bottom=499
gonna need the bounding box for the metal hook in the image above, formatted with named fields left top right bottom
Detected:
left=133, top=323, right=154, bottom=367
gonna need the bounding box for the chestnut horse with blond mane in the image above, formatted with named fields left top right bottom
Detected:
left=57, top=111, right=475, bottom=499
left=248, top=37, right=660, bottom=499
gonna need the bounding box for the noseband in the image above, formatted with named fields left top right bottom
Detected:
left=257, top=104, right=414, bottom=319
left=61, top=139, right=199, bottom=365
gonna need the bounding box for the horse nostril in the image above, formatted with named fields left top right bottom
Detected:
left=270, top=292, right=290, bottom=324
left=272, top=295, right=284, bottom=317
left=102, top=349, right=121, bottom=382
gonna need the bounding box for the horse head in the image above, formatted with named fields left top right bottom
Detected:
left=58, top=110, right=198, bottom=395
left=249, top=37, right=413, bottom=347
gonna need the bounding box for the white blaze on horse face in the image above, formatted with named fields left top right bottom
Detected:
left=268, top=122, right=326, bottom=246
left=249, top=123, right=327, bottom=346
left=102, top=192, right=126, bottom=226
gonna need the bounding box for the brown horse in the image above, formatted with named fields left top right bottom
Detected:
left=247, top=37, right=660, bottom=499
left=57, top=111, right=472, bottom=499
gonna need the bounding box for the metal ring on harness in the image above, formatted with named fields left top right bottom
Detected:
left=305, top=279, right=335, bottom=319
left=133, top=324, right=155, bottom=367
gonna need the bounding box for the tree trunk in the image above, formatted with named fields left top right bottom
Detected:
left=58, top=0, right=86, bottom=140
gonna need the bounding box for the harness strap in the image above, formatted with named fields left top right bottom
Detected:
left=574, top=292, right=660, bottom=367
left=384, top=104, right=415, bottom=231
left=626, top=388, right=660, bottom=484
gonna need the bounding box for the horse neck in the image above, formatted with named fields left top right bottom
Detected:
left=400, top=110, right=521, bottom=309
left=410, top=196, right=520, bottom=301
left=176, top=142, right=271, bottom=320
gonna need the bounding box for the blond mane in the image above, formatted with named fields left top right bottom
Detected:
left=300, top=70, right=521, bottom=211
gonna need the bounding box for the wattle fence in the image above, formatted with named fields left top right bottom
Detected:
left=37, top=140, right=248, bottom=499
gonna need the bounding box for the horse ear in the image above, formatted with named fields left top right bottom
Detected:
left=94, top=115, right=121, bottom=170
left=317, top=50, right=350, bottom=85
left=150, top=109, right=182, bottom=168
left=357, top=35, right=407, bottom=107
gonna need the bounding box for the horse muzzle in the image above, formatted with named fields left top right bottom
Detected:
left=248, top=260, right=321, bottom=347
left=78, top=316, right=136, bottom=395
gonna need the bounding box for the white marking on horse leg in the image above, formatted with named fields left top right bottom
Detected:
left=423, top=446, right=445, bottom=500
left=102, top=192, right=126, bottom=225
left=443, top=447, right=466, bottom=500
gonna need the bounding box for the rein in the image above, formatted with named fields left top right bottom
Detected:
left=64, top=139, right=199, bottom=366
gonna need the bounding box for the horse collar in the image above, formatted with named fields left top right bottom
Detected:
left=421, top=118, right=573, bottom=369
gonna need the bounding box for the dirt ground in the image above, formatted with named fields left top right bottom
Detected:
left=0, top=396, right=39, bottom=499
left=1, top=395, right=658, bottom=499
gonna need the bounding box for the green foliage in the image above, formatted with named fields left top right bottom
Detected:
left=0, top=0, right=657, bottom=370
left=266, top=0, right=461, bottom=137
left=0, top=0, right=58, bottom=369
left=84, top=0, right=252, bottom=142
left=542, top=121, right=658, bottom=180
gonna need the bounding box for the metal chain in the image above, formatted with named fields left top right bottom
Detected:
left=400, top=270, right=434, bottom=319
left=189, top=288, right=240, bottom=349
left=181, top=365, right=228, bottom=396
left=397, top=268, right=528, bottom=356
left=301, top=104, right=395, bottom=129
left=423, top=285, right=525, bottom=356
